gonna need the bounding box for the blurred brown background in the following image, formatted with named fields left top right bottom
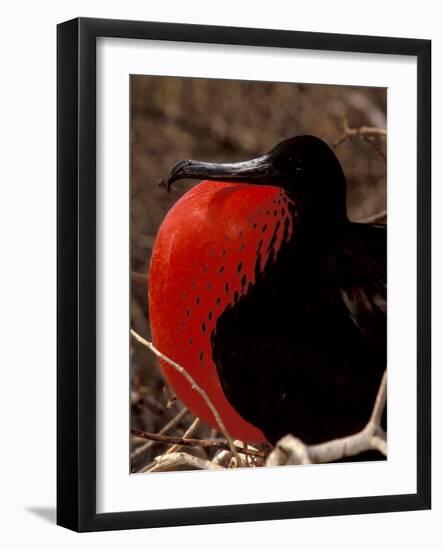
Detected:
left=130, top=75, right=386, bottom=472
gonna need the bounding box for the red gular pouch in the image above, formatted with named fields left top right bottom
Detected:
left=149, top=180, right=295, bottom=444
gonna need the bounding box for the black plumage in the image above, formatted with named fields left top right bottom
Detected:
left=212, top=219, right=386, bottom=444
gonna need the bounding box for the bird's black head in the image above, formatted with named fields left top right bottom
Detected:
left=167, top=135, right=348, bottom=221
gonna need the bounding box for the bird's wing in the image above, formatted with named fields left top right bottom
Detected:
left=326, top=222, right=386, bottom=351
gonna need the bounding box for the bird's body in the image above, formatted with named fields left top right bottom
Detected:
left=212, top=218, right=386, bottom=444
left=148, top=136, right=386, bottom=445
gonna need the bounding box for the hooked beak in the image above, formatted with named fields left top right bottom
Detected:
left=166, top=155, right=279, bottom=191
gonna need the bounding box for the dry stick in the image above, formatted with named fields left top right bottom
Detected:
left=131, top=428, right=266, bottom=459
left=333, top=118, right=387, bottom=148
left=360, top=135, right=387, bottom=164
left=166, top=417, right=201, bottom=454
left=333, top=118, right=387, bottom=166
left=148, top=452, right=225, bottom=473
left=130, top=406, right=188, bottom=461
left=308, top=371, right=387, bottom=462
left=267, top=370, right=387, bottom=466
left=334, top=118, right=387, bottom=226
left=312, top=371, right=387, bottom=460
left=357, top=209, right=387, bottom=224
left=130, top=329, right=244, bottom=467
left=370, top=370, right=387, bottom=425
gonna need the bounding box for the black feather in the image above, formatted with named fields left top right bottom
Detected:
left=211, top=220, right=386, bottom=446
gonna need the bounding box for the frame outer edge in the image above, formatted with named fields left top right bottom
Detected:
left=77, top=17, right=99, bottom=531
left=79, top=16, right=428, bottom=55
left=56, top=17, right=432, bottom=532
left=416, top=39, right=431, bottom=509
left=57, top=18, right=80, bottom=531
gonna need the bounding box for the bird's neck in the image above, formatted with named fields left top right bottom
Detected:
left=284, top=189, right=348, bottom=230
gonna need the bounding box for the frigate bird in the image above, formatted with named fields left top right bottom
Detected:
left=148, top=136, right=386, bottom=445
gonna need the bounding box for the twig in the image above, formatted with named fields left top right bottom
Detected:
left=266, top=370, right=387, bottom=466
left=334, top=117, right=387, bottom=148
left=335, top=116, right=387, bottom=225
left=131, top=428, right=266, bottom=459
left=371, top=431, right=387, bottom=456
left=130, top=329, right=244, bottom=466
left=166, top=417, right=201, bottom=454
left=211, top=443, right=267, bottom=467
left=212, top=449, right=233, bottom=467
left=266, top=435, right=312, bottom=466
left=360, top=135, right=387, bottom=164
left=357, top=209, right=387, bottom=224
left=307, top=424, right=386, bottom=464
left=130, top=406, right=188, bottom=461
left=147, top=452, right=225, bottom=473
left=369, top=370, right=387, bottom=425
left=333, top=117, right=386, bottom=165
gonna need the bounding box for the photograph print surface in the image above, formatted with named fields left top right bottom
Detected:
left=130, top=76, right=387, bottom=474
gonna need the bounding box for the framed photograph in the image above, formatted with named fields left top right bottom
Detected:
left=57, top=17, right=431, bottom=532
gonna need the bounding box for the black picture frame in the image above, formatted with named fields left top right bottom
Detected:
left=57, top=17, right=431, bottom=532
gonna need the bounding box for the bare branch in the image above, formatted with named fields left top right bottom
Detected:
left=371, top=430, right=387, bottom=456
left=333, top=117, right=386, bottom=166
left=357, top=209, right=387, bottom=224
left=147, top=452, right=225, bottom=473
left=266, top=435, right=312, bottom=466
left=212, top=449, right=233, bottom=467
left=334, top=117, right=387, bottom=148
left=130, top=328, right=244, bottom=466
left=130, top=406, right=188, bottom=461
left=369, top=370, right=387, bottom=425
left=131, top=428, right=266, bottom=459
left=360, top=135, right=387, bottom=164
left=308, top=421, right=386, bottom=463
left=335, top=117, right=387, bottom=226
left=266, top=370, right=387, bottom=466
left=210, top=441, right=266, bottom=468
left=166, top=417, right=201, bottom=454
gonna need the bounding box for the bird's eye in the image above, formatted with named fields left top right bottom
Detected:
left=289, top=155, right=302, bottom=165
left=288, top=156, right=303, bottom=173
